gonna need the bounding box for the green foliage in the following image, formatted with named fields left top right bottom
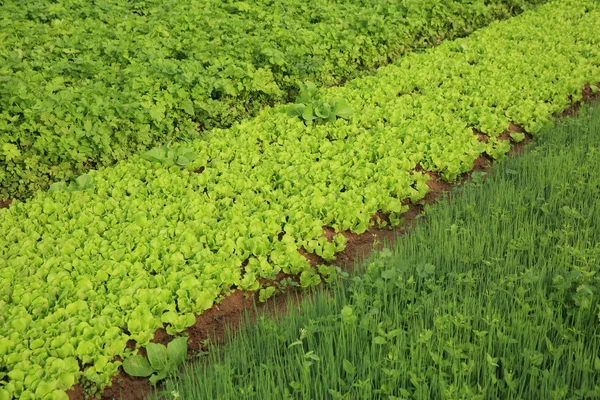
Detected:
left=286, top=82, right=353, bottom=124
left=0, top=1, right=598, bottom=398
left=0, top=0, right=549, bottom=199
left=48, top=174, right=94, bottom=193
left=141, top=143, right=196, bottom=167
left=151, top=104, right=600, bottom=400
left=258, top=286, right=276, bottom=302
left=122, top=337, right=188, bottom=386
left=510, top=131, right=526, bottom=143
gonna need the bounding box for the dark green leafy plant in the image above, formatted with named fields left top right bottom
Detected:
left=48, top=173, right=94, bottom=193
left=0, top=0, right=550, bottom=199
left=122, top=337, right=188, bottom=386
left=141, top=144, right=196, bottom=167
left=286, top=82, right=353, bottom=124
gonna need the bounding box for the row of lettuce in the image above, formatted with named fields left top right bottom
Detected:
left=154, top=104, right=600, bottom=399
left=0, top=0, right=550, bottom=199
left=1, top=0, right=600, bottom=398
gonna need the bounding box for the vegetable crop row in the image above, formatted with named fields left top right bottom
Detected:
left=0, top=0, right=548, bottom=199
left=154, top=103, right=600, bottom=399
left=1, top=0, right=599, bottom=398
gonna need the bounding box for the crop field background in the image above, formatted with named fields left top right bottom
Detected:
left=154, top=104, right=600, bottom=399
left=0, top=0, right=599, bottom=399
left=0, top=0, right=547, bottom=199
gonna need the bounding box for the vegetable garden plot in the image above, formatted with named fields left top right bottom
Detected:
left=1, top=0, right=600, bottom=398
left=154, top=104, right=600, bottom=399
left=0, top=0, right=547, bottom=199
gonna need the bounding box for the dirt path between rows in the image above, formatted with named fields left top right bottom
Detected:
left=58, top=82, right=600, bottom=399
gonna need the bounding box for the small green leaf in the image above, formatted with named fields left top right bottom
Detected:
left=372, top=336, right=387, bottom=345
left=149, top=104, right=166, bottom=122
left=509, top=131, right=526, bottom=143
left=2, top=143, right=21, bottom=161
left=180, top=99, right=195, bottom=116
left=259, top=286, right=276, bottom=302
left=314, top=106, right=330, bottom=119
left=342, top=359, right=356, bottom=375
left=297, top=81, right=318, bottom=103
left=149, top=369, right=169, bottom=386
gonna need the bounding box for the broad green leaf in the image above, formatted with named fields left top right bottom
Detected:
left=331, top=99, right=353, bottom=119
left=161, top=311, right=178, bottom=325
left=142, top=147, right=168, bottom=164
left=302, top=104, right=315, bottom=121
left=48, top=181, right=68, bottom=193
left=180, top=99, right=195, bottom=116
left=75, top=174, right=93, bottom=189
left=0, top=388, right=10, bottom=400
left=51, top=391, right=70, bottom=400
left=287, top=104, right=305, bottom=118
left=122, top=355, right=154, bottom=377
left=178, top=148, right=196, bottom=162
left=166, top=336, right=188, bottom=366
left=175, top=155, right=191, bottom=167
left=149, top=104, right=166, bottom=122
left=314, top=106, right=330, bottom=119
left=297, top=81, right=318, bottom=103
left=146, top=343, right=168, bottom=371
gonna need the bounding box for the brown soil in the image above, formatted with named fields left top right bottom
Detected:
left=0, top=198, right=11, bottom=209
left=59, top=82, right=600, bottom=400
left=559, top=83, right=600, bottom=117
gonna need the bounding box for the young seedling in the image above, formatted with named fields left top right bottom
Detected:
left=286, top=81, right=353, bottom=125
left=141, top=143, right=196, bottom=167
left=122, top=336, right=188, bottom=386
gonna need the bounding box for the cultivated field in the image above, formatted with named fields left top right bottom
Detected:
left=0, top=0, right=599, bottom=399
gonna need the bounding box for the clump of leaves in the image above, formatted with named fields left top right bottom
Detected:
left=286, top=81, right=353, bottom=124
left=122, top=337, right=188, bottom=386
left=142, top=143, right=196, bottom=167
left=48, top=173, right=94, bottom=193
left=510, top=131, right=526, bottom=143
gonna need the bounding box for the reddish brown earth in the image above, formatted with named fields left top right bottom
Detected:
left=28, top=82, right=600, bottom=400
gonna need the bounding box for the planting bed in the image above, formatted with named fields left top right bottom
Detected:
left=1, top=0, right=600, bottom=399
left=156, top=103, right=600, bottom=399
left=0, top=0, right=546, bottom=199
